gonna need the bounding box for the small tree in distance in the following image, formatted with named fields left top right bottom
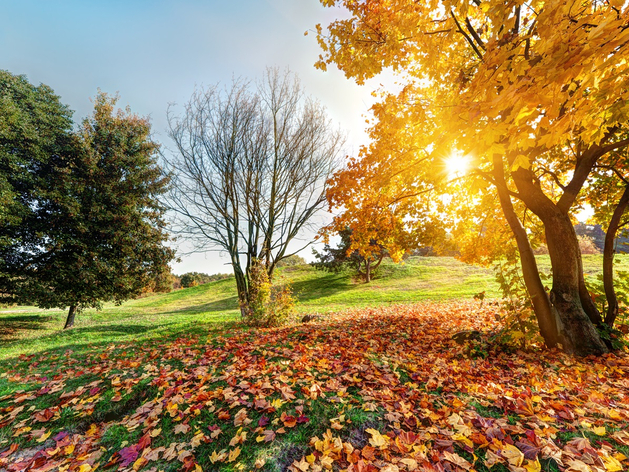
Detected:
left=313, top=228, right=387, bottom=282
left=166, top=67, right=343, bottom=321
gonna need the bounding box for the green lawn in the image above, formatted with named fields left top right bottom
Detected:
left=1, top=255, right=628, bottom=472
left=1, top=254, right=627, bottom=362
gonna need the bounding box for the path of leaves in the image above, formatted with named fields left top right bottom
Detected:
left=1, top=301, right=628, bottom=472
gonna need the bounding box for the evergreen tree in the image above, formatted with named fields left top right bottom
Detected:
left=0, top=86, right=174, bottom=328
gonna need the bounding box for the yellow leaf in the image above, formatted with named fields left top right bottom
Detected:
left=195, top=465, right=203, bottom=472
left=500, top=444, right=524, bottom=467
left=292, top=457, right=310, bottom=471
left=524, top=458, right=541, bottom=472
left=608, top=409, right=623, bottom=420
left=452, top=433, right=473, bottom=447
left=210, top=450, right=226, bottom=463
left=592, top=426, right=606, bottom=436
left=78, top=465, right=92, bottom=472
left=511, top=155, right=530, bottom=171
left=320, top=455, right=334, bottom=469
left=366, top=428, right=389, bottom=448
left=601, top=454, right=624, bottom=472
left=228, top=447, right=241, bottom=463
left=400, top=458, right=418, bottom=471
left=150, top=428, right=161, bottom=437
left=306, top=454, right=316, bottom=464
left=36, top=431, right=51, bottom=443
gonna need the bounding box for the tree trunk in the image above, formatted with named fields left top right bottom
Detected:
left=544, top=212, right=608, bottom=355
left=64, top=305, right=77, bottom=329
left=232, top=262, right=250, bottom=320
left=604, top=185, right=629, bottom=326
left=492, top=157, right=559, bottom=347
left=365, top=259, right=371, bottom=283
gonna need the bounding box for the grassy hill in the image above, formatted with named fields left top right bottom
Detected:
left=0, top=256, right=502, bottom=361
left=1, top=256, right=629, bottom=472
left=1, top=254, right=627, bottom=362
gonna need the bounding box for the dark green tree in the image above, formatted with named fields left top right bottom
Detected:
left=0, top=70, right=74, bottom=252
left=0, top=88, right=175, bottom=329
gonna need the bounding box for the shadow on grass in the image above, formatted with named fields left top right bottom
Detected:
left=170, top=296, right=240, bottom=314
left=0, top=314, right=55, bottom=341
left=0, top=318, right=243, bottom=371
left=291, top=272, right=352, bottom=303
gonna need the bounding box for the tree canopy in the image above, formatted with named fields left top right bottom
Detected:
left=316, top=0, right=629, bottom=355
left=0, top=81, right=174, bottom=328
left=166, top=67, right=343, bottom=320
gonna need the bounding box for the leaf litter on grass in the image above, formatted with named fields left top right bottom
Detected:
left=0, top=300, right=628, bottom=471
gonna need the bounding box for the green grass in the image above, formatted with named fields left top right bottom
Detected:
left=0, top=256, right=501, bottom=361
left=1, top=254, right=627, bottom=362
left=1, top=255, right=628, bottom=471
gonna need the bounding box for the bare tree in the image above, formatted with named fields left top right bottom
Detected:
left=165, top=68, right=343, bottom=319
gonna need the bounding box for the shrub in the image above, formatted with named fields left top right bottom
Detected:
left=246, top=260, right=296, bottom=327
left=578, top=235, right=601, bottom=255
left=276, top=254, right=306, bottom=267
left=179, top=272, right=233, bottom=288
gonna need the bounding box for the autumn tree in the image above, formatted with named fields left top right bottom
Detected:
left=0, top=92, right=174, bottom=329
left=316, top=0, right=629, bottom=355
left=587, top=145, right=629, bottom=327
left=165, top=68, right=343, bottom=319
left=313, top=228, right=389, bottom=282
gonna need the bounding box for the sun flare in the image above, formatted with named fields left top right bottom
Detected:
left=444, top=154, right=470, bottom=176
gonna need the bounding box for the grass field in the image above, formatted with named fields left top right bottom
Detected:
left=1, top=255, right=629, bottom=472
left=0, top=256, right=504, bottom=361
left=2, top=254, right=627, bottom=362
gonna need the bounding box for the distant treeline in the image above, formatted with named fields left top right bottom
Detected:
left=173, top=272, right=233, bottom=289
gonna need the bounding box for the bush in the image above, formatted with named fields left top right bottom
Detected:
left=578, top=235, right=601, bottom=255
left=247, top=260, right=295, bottom=327
left=178, top=272, right=232, bottom=288
left=276, top=254, right=306, bottom=267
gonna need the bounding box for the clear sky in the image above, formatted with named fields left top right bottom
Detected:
left=1, top=0, right=389, bottom=274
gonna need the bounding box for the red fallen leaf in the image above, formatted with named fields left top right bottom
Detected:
left=137, top=432, right=152, bottom=450
left=434, top=439, right=454, bottom=450
left=0, top=444, right=18, bottom=458
left=258, top=415, right=270, bottom=427
left=471, top=432, right=490, bottom=447
left=516, top=439, right=541, bottom=460
left=53, top=431, right=69, bottom=442
left=296, top=415, right=309, bottom=424
left=217, top=409, right=230, bottom=421
left=254, top=398, right=269, bottom=410
left=118, top=445, right=139, bottom=467
left=34, top=408, right=54, bottom=423
left=89, top=387, right=100, bottom=396
left=361, top=445, right=376, bottom=460
left=280, top=411, right=297, bottom=428
left=397, top=430, right=418, bottom=445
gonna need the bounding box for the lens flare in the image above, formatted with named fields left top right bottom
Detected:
left=445, top=154, right=469, bottom=176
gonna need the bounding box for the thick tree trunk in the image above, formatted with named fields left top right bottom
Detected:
left=544, top=213, right=608, bottom=355
left=364, top=259, right=371, bottom=283
left=492, top=158, right=559, bottom=347
left=64, top=305, right=77, bottom=329
left=604, top=185, right=629, bottom=326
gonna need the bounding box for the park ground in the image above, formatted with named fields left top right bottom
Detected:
left=0, top=256, right=628, bottom=471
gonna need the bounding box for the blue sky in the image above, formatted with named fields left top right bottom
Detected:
left=1, top=0, right=388, bottom=274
